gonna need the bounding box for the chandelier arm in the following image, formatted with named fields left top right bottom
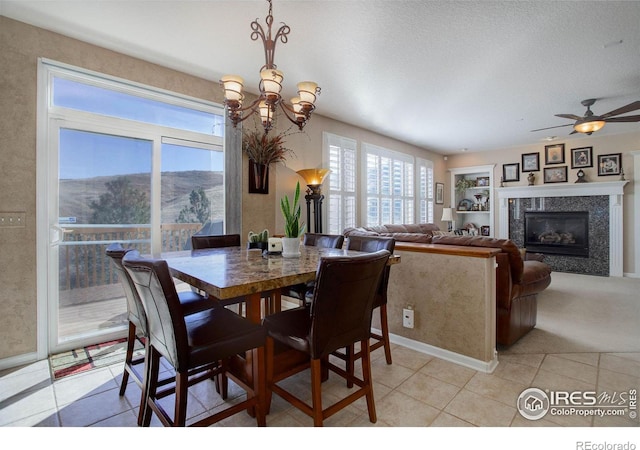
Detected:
left=278, top=102, right=307, bottom=131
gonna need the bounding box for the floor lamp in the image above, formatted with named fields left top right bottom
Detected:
left=441, top=207, right=454, bottom=232
left=296, top=168, right=330, bottom=234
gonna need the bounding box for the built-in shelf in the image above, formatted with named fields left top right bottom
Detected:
left=449, top=165, right=495, bottom=236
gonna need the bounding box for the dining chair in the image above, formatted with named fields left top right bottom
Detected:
left=122, top=250, right=267, bottom=427
left=190, top=233, right=248, bottom=308
left=281, top=233, right=345, bottom=305
left=191, top=233, right=241, bottom=250
left=105, top=243, right=213, bottom=406
left=331, top=235, right=396, bottom=387
left=262, top=249, right=390, bottom=426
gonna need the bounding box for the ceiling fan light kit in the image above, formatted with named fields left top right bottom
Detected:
left=220, top=0, right=320, bottom=134
left=531, top=98, right=640, bottom=136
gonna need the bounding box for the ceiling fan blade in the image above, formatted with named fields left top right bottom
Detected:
left=530, top=123, right=573, bottom=132
left=555, top=114, right=583, bottom=120
left=604, top=115, right=640, bottom=123
left=600, top=101, right=640, bottom=118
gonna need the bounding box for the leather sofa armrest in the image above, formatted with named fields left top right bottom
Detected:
left=512, top=261, right=552, bottom=298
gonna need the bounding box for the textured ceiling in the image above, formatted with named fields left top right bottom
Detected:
left=2, top=0, right=640, bottom=154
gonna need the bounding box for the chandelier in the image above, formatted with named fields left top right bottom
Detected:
left=220, top=0, right=320, bottom=133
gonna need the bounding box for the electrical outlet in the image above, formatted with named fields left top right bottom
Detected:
left=402, top=306, right=414, bottom=329
left=0, top=212, right=26, bottom=228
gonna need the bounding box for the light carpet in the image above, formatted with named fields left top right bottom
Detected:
left=500, top=271, right=640, bottom=355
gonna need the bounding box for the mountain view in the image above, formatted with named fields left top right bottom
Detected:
left=59, top=170, right=224, bottom=224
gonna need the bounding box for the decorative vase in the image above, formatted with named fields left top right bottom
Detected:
left=281, top=237, right=301, bottom=258
left=249, top=160, right=269, bottom=194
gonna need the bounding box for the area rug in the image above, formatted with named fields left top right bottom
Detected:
left=49, top=337, right=144, bottom=380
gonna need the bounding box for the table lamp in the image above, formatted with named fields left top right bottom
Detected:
left=441, top=207, right=454, bottom=232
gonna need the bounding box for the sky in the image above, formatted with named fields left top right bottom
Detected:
left=59, top=129, right=224, bottom=179
left=55, top=76, right=224, bottom=179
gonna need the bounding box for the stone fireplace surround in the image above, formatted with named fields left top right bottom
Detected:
left=496, top=181, right=628, bottom=276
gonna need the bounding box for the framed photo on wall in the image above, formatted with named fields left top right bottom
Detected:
left=571, top=147, right=593, bottom=168
left=597, top=153, right=622, bottom=176
left=543, top=166, right=568, bottom=183
left=502, top=163, right=520, bottom=182
left=435, top=182, right=444, bottom=204
left=545, top=143, right=565, bottom=165
left=521, top=153, right=540, bottom=172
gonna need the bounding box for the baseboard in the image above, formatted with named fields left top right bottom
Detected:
left=0, top=351, right=40, bottom=371
left=385, top=330, right=499, bottom=373
left=623, top=272, right=640, bottom=279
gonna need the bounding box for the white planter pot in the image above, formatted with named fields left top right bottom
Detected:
left=281, top=237, right=301, bottom=258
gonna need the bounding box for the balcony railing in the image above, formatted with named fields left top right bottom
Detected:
left=59, top=223, right=203, bottom=292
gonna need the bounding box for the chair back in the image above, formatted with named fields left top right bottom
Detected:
left=192, top=234, right=241, bottom=250
left=303, top=233, right=344, bottom=249
left=309, top=250, right=390, bottom=359
left=122, top=250, right=188, bottom=370
left=105, top=243, right=147, bottom=333
left=347, top=236, right=395, bottom=308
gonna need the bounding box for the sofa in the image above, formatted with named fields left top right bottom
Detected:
left=431, top=235, right=552, bottom=346
left=343, top=223, right=440, bottom=243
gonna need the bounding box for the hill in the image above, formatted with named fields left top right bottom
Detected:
left=59, top=171, right=224, bottom=224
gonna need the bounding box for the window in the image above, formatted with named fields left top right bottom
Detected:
left=39, top=59, right=230, bottom=350
left=417, top=158, right=434, bottom=223
left=362, top=143, right=415, bottom=226
left=324, top=133, right=357, bottom=235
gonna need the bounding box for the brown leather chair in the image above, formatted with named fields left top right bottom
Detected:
left=105, top=243, right=212, bottom=407
left=281, top=233, right=345, bottom=305
left=263, top=249, right=390, bottom=426
left=333, top=235, right=395, bottom=387
left=122, top=250, right=267, bottom=427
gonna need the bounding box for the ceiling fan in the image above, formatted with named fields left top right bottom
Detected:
left=531, top=98, right=640, bottom=135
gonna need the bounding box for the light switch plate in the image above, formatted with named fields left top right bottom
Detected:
left=0, top=212, right=26, bottom=228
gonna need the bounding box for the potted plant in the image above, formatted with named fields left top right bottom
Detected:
left=280, top=181, right=306, bottom=257
left=243, top=129, right=295, bottom=194
left=247, top=229, right=269, bottom=251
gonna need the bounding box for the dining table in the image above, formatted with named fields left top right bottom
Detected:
left=160, top=244, right=401, bottom=389
left=162, top=244, right=401, bottom=324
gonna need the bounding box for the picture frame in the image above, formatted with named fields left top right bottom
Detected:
left=545, top=143, right=565, bottom=165
left=476, top=176, right=490, bottom=187
left=435, top=182, right=444, bottom=204
left=521, top=152, right=540, bottom=172
left=543, top=166, right=568, bottom=183
left=502, top=163, right=520, bottom=182
left=571, top=146, right=593, bottom=169
left=597, top=153, right=622, bottom=176
left=480, top=225, right=490, bottom=236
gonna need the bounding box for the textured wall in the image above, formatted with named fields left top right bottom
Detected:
left=386, top=248, right=496, bottom=363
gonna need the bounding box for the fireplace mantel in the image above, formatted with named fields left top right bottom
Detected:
left=495, top=181, right=628, bottom=199
left=495, top=180, right=629, bottom=276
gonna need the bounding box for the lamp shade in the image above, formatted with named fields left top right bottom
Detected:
left=441, top=207, right=454, bottom=222
left=574, top=119, right=605, bottom=134
left=296, top=168, right=331, bottom=186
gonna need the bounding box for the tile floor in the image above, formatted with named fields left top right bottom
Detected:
left=1, top=273, right=638, bottom=447
left=1, top=342, right=638, bottom=430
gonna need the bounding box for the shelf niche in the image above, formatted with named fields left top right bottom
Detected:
left=448, top=164, right=496, bottom=237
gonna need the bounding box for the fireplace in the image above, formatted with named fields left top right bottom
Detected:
left=524, top=211, right=589, bottom=257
